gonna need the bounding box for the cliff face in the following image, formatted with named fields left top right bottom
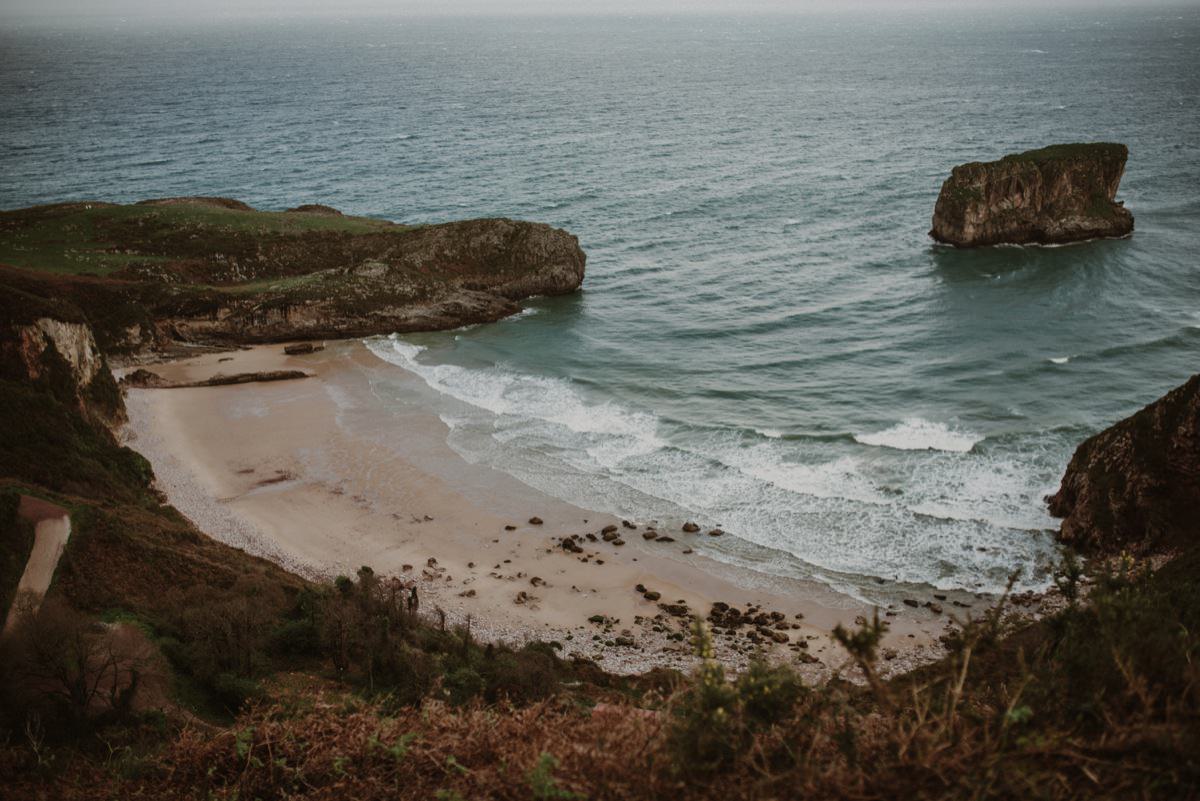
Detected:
left=1047, top=375, right=1200, bottom=556
left=0, top=291, right=124, bottom=428
left=0, top=200, right=586, bottom=353
left=930, top=143, right=1134, bottom=247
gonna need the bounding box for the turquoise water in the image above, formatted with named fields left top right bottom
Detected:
left=3, top=9, right=1198, bottom=593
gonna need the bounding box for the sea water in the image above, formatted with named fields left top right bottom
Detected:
left=2, top=8, right=1198, bottom=594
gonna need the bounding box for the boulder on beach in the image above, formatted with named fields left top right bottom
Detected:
left=930, top=143, right=1134, bottom=247
left=284, top=342, right=325, bottom=355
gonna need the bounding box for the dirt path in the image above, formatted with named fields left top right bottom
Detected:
left=3, top=497, right=71, bottom=635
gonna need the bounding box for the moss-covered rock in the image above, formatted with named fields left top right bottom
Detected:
left=930, top=142, right=1134, bottom=247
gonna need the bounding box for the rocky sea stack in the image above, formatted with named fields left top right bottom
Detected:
left=1047, top=374, right=1200, bottom=556
left=930, top=143, right=1134, bottom=247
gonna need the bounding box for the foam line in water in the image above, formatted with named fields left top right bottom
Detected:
left=854, top=419, right=982, bottom=453
left=367, top=337, right=1058, bottom=593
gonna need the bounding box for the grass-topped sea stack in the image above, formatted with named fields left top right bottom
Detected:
left=930, top=142, right=1134, bottom=247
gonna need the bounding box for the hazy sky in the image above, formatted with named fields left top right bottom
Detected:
left=1, top=0, right=1193, bottom=21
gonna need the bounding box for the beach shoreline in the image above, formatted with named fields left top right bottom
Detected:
left=119, top=339, right=973, bottom=677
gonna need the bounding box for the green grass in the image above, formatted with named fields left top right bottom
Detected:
left=0, top=200, right=407, bottom=276
left=999, top=142, right=1127, bottom=165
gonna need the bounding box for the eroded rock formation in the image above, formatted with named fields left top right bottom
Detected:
left=930, top=143, right=1134, bottom=247
left=1047, top=375, right=1200, bottom=555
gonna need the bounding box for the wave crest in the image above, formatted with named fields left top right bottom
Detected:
left=854, top=419, right=982, bottom=453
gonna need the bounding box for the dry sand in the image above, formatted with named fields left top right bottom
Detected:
left=119, top=340, right=973, bottom=677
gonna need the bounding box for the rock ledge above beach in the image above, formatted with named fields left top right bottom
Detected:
left=0, top=198, right=586, bottom=355
left=929, top=143, right=1134, bottom=247
left=1047, top=374, right=1199, bottom=555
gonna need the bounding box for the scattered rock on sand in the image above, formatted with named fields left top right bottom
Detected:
left=643, top=591, right=661, bottom=601
left=601, top=524, right=618, bottom=535
left=707, top=528, right=725, bottom=537
left=642, top=531, right=658, bottom=540
left=682, top=522, right=700, bottom=533
left=903, top=599, right=919, bottom=608
left=529, top=516, right=544, bottom=525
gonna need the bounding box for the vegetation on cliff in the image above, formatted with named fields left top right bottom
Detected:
left=930, top=142, right=1134, bottom=247
left=0, top=198, right=586, bottom=351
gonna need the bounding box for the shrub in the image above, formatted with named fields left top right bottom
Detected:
left=736, top=659, right=805, bottom=729
left=443, top=666, right=486, bottom=706
left=667, top=618, right=743, bottom=772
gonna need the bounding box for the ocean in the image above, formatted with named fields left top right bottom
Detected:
left=2, top=8, right=1198, bottom=596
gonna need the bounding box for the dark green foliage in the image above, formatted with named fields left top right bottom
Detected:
left=0, top=380, right=151, bottom=503
left=209, top=673, right=267, bottom=713
left=444, top=666, right=487, bottom=706
left=736, top=659, right=806, bottom=728
left=999, top=142, right=1128, bottom=165
left=1041, top=549, right=1200, bottom=726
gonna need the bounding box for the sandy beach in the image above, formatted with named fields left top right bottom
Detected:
left=119, top=339, right=976, bottom=677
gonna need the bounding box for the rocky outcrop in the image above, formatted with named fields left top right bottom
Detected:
left=120, top=368, right=309, bottom=388
left=0, top=201, right=586, bottom=352
left=1, top=305, right=124, bottom=427
left=1047, top=375, right=1200, bottom=556
left=930, top=143, right=1133, bottom=247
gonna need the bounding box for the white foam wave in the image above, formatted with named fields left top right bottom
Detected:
left=366, top=338, right=1057, bottom=593
left=1048, top=356, right=1070, bottom=364
left=755, top=427, right=784, bottom=439
left=854, top=418, right=982, bottom=453
left=370, top=337, right=664, bottom=468
left=504, top=307, right=540, bottom=321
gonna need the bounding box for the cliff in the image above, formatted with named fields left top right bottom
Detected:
left=0, top=199, right=586, bottom=354
left=0, top=287, right=123, bottom=429
left=930, top=143, right=1134, bottom=247
left=1047, top=375, right=1200, bottom=556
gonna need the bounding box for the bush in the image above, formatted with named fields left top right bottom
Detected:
left=269, top=618, right=322, bottom=659
left=443, top=666, right=486, bottom=706
left=667, top=619, right=744, bottom=772
left=736, top=659, right=805, bottom=729
left=210, top=673, right=266, bottom=713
